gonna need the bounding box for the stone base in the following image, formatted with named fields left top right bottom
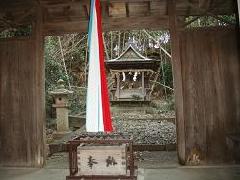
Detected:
left=53, top=131, right=71, bottom=140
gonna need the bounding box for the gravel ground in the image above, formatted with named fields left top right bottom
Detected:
left=113, top=119, right=176, bottom=145
left=46, top=152, right=68, bottom=169
left=47, top=110, right=176, bottom=145
left=72, top=118, right=176, bottom=145
left=113, top=111, right=175, bottom=119
left=136, top=151, right=178, bottom=168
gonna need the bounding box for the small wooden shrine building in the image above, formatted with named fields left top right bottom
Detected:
left=106, top=44, right=160, bottom=102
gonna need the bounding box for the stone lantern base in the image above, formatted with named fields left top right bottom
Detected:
left=52, top=131, right=72, bottom=140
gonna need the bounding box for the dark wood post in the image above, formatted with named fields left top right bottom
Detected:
left=116, top=73, right=120, bottom=100
left=142, top=71, right=145, bottom=98
left=129, top=141, right=134, bottom=177
left=32, top=6, right=45, bottom=167
left=168, top=0, right=186, bottom=164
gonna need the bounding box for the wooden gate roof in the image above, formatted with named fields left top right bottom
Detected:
left=0, top=0, right=237, bottom=35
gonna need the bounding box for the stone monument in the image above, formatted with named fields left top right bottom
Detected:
left=50, top=79, right=73, bottom=137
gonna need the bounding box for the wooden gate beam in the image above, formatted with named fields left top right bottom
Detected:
left=168, top=0, right=186, bottom=165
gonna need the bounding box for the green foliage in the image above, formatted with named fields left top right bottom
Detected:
left=45, top=37, right=69, bottom=117
left=44, top=35, right=87, bottom=117
left=131, top=94, right=142, bottom=100
left=68, top=87, right=86, bottom=115
left=164, top=95, right=175, bottom=111
left=150, top=95, right=175, bottom=114
left=160, top=61, right=173, bottom=90
left=220, top=15, right=236, bottom=23
left=0, top=25, right=32, bottom=38
left=186, top=15, right=236, bottom=28
left=45, top=37, right=68, bottom=90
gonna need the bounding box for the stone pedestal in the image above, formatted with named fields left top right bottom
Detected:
left=54, top=105, right=69, bottom=132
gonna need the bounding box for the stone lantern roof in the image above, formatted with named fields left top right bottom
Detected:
left=49, top=79, right=73, bottom=96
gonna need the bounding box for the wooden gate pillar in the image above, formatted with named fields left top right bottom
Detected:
left=0, top=6, right=45, bottom=167
left=168, top=0, right=186, bottom=164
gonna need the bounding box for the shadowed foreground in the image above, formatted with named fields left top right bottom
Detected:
left=0, top=166, right=240, bottom=180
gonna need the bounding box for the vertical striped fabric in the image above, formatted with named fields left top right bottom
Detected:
left=86, top=0, right=113, bottom=132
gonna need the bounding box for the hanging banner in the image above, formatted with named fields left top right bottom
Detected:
left=86, top=0, right=113, bottom=132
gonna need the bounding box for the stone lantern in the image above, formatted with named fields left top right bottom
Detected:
left=50, top=79, right=73, bottom=134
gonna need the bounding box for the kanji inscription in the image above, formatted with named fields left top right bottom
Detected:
left=77, top=145, right=126, bottom=175
left=106, top=156, right=118, bottom=167
left=87, top=156, right=98, bottom=169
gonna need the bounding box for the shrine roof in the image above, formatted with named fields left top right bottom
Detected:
left=106, top=44, right=159, bottom=62
left=105, top=44, right=160, bottom=70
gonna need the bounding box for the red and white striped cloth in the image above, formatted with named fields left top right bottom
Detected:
left=86, top=0, right=113, bottom=132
